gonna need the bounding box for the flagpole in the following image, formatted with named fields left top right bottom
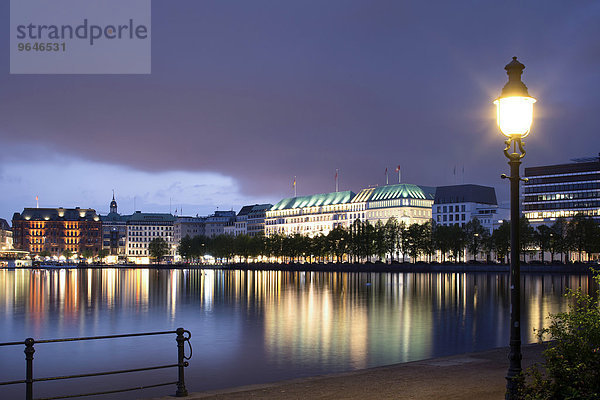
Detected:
left=335, top=169, right=339, bottom=192
left=385, top=168, right=388, bottom=185
left=294, top=176, right=297, bottom=197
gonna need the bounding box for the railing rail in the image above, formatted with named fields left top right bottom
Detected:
left=0, top=328, right=192, bottom=400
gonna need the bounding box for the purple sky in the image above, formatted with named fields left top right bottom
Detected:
left=1, top=1, right=599, bottom=222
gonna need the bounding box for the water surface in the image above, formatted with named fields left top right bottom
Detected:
left=0, top=268, right=593, bottom=399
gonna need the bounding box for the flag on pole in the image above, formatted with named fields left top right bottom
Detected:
left=395, top=165, right=401, bottom=183
left=335, top=169, right=339, bottom=192
left=35, top=196, right=39, bottom=208
left=293, top=176, right=297, bottom=197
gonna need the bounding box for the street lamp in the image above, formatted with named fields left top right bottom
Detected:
left=495, top=57, right=536, bottom=399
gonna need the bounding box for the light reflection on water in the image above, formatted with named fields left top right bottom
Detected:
left=0, top=268, right=595, bottom=399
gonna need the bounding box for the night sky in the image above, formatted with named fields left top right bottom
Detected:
left=1, top=1, right=599, bottom=222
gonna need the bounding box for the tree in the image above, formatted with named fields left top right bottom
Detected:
left=81, top=249, right=94, bottom=260
left=433, top=223, right=453, bottom=263
left=519, top=272, right=600, bottom=399
left=148, top=237, right=169, bottom=263
left=535, top=225, right=553, bottom=263
left=178, top=235, right=193, bottom=261
left=465, top=219, right=487, bottom=261
left=97, top=248, right=109, bottom=262
left=551, top=218, right=569, bottom=263
left=61, top=249, right=73, bottom=260
left=491, top=221, right=510, bottom=264
left=566, top=213, right=600, bottom=262
left=448, top=224, right=466, bottom=263
left=520, top=216, right=535, bottom=263
left=384, top=218, right=399, bottom=263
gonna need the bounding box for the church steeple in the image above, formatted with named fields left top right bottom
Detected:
left=110, top=190, right=118, bottom=214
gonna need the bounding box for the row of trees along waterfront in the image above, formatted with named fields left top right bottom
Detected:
left=176, top=213, right=600, bottom=264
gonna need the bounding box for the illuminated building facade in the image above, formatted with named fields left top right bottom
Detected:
left=126, top=211, right=176, bottom=263
left=523, top=156, right=600, bottom=225
left=265, top=191, right=356, bottom=236
left=12, top=207, right=101, bottom=257
left=0, top=219, right=13, bottom=251
left=433, top=184, right=502, bottom=232
left=352, top=184, right=436, bottom=226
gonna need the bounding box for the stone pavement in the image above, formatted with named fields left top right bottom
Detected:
left=149, top=344, right=545, bottom=400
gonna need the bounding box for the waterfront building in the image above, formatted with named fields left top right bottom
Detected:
left=265, top=191, right=356, bottom=237
left=205, top=211, right=236, bottom=238
left=126, top=211, right=176, bottom=263
left=0, top=219, right=13, bottom=251
left=523, top=155, right=600, bottom=225
left=12, top=207, right=101, bottom=257
left=100, top=194, right=130, bottom=261
left=247, top=204, right=272, bottom=237
left=224, top=220, right=236, bottom=236
left=433, top=184, right=501, bottom=232
left=174, top=216, right=206, bottom=243
left=233, top=205, right=254, bottom=236
left=352, top=183, right=436, bottom=226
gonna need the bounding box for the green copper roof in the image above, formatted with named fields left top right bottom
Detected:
left=354, top=184, right=436, bottom=203
left=271, top=191, right=356, bottom=211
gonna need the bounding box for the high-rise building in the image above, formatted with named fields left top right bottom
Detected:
left=12, top=207, right=101, bottom=257
left=523, top=155, right=600, bottom=225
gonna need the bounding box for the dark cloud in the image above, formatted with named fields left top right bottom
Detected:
left=0, top=1, right=599, bottom=207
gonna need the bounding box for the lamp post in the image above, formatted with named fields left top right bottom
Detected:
left=494, top=56, right=536, bottom=400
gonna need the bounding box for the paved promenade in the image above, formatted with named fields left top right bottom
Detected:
left=150, top=344, right=545, bottom=400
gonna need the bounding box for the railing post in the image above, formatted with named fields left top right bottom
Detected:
left=24, top=338, right=35, bottom=400
left=175, top=328, right=188, bottom=397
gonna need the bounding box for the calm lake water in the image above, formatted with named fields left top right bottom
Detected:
left=0, top=268, right=595, bottom=399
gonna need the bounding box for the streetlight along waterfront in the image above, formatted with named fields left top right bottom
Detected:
left=494, top=56, right=536, bottom=400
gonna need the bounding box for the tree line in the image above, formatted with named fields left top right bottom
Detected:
left=176, top=213, right=600, bottom=264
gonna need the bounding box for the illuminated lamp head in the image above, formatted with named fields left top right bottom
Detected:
left=493, top=57, right=536, bottom=138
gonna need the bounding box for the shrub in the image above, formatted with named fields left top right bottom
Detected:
left=519, top=271, right=600, bottom=399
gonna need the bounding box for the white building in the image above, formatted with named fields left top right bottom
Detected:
left=433, top=184, right=504, bottom=233
left=352, top=184, right=435, bottom=226
left=126, top=212, right=176, bottom=264
left=265, top=191, right=356, bottom=237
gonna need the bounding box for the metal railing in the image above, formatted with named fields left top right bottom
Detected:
left=0, top=328, right=192, bottom=400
